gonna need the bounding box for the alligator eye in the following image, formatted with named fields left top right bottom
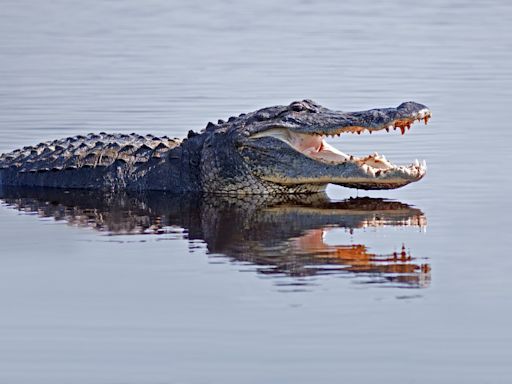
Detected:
left=290, top=102, right=305, bottom=112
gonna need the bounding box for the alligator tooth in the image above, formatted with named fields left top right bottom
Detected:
left=361, top=164, right=369, bottom=173
left=414, top=159, right=420, bottom=167
left=418, top=109, right=426, bottom=118
left=422, top=160, right=427, bottom=169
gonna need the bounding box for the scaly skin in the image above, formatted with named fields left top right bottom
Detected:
left=0, top=186, right=430, bottom=288
left=0, top=100, right=432, bottom=194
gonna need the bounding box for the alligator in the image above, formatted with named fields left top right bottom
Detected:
left=0, top=100, right=431, bottom=194
left=0, top=186, right=430, bottom=288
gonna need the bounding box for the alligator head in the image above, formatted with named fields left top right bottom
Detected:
left=200, top=100, right=431, bottom=194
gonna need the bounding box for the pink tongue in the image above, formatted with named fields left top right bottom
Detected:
left=290, top=132, right=322, bottom=152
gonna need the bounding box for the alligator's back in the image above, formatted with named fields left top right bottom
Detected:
left=0, top=133, right=183, bottom=190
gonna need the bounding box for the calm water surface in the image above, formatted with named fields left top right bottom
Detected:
left=1, top=0, right=511, bottom=383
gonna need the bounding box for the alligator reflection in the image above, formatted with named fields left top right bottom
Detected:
left=0, top=187, right=429, bottom=288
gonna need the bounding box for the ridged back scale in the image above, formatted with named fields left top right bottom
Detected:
left=0, top=133, right=180, bottom=173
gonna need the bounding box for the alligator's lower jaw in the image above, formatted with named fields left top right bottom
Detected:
left=264, top=174, right=424, bottom=191
left=252, top=127, right=427, bottom=185
left=333, top=177, right=425, bottom=190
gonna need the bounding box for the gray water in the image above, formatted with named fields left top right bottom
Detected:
left=1, top=0, right=511, bottom=382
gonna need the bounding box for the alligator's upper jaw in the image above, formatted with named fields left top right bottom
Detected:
left=250, top=104, right=432, bottom=190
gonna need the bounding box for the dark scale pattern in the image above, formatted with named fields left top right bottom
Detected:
left=0, top=133, right=180, bottom=173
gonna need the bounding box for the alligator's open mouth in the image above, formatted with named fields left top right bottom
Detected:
left=250, top=107, right=432, bottom=189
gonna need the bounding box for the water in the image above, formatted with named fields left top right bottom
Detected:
left=0, top=0, right=511, bottom=382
